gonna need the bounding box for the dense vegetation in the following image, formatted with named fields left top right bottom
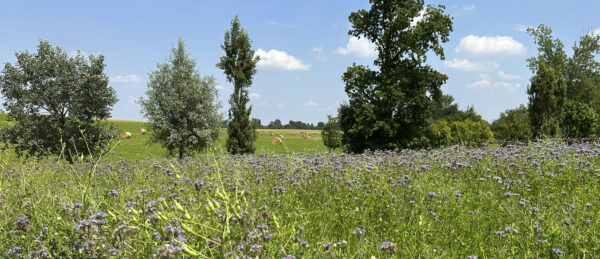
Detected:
left=2, top=141, right=599, bottom=257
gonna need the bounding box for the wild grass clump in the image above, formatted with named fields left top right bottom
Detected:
left=1, top=141, right=600, bottom=257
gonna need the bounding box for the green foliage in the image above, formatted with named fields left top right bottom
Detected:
left=217, top=16, right=259, bottom=154
left=0, top=40, right=118, bottom=162
left=565, top=33, right=600, bottom=114
left=426, top=119, right=493, bottom=147
left=561, top=100, right=598, bottom=138
left=139, top=38, right=221, bottom=159
left=432, top=94, right=459, bottom=121
left=491, top=105, right=532, bottom=141
left=321, top=115, right=342, bottom=151
left=340, top=0, right=453, bottom=152
left=527, top=24, right=600, bottom=139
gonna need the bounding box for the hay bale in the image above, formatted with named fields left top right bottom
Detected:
left=270, top=133, right=274, bottom=136
left=302, top=133, right=311, bottom=141
left=138, top=128, right=146, bottom=135
left=277, top=134, right=284, bottom=139
left=271, top=137, right=283, bottom=145
left=121, top=132, right=132, bottom=139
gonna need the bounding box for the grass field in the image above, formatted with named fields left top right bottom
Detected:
left=0, top=114, right=329, bottom=162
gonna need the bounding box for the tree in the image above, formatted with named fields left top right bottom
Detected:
left=491, top=105, right=532, bottom=141
left=267, top=119, right=282, bottom=129
left=0, top=40, right=118, bottom=162
left=565, top=33, right=600, bottom=114
left=340, top=0, right=453, bottom=152
left=527, top=25, right=568, bottom=138
left=322, top=116, right=342, bottom=151
left=139, top=39, right=221, bottom=160
left=216, top=15, right=260, bottom=154
left=432, top=94, right=459, bottom=121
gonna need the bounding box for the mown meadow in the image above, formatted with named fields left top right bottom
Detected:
left=0, top=113, right=328, bottom=163
left=1, top=139, right=600, bottom=258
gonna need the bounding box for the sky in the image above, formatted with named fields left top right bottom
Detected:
left=0, top=0, right=599, bottom=124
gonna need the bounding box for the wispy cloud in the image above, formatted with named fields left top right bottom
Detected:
left=249, top=92, right=260, bottom=99
left=266, top=21, right=295, bottom=29
left=305, top=100, right=318, bottom=107
left=337, top=36, right=377, bottom=58
left=462, top=4, right=475, bottom=11
left=215, top=84, right=224, bottom=90
left=497, top=71, right=522, bottom=80
left=311, top=47, right=327, bottom=62
left=467, top=74, right=521, bottom=92
left=254, top=48, right=310, bottom=71
left=444, top=58, right=498, bottom=72
left=515, top=24, right=531, bottom=32
left=110, top=74, right=142, bottom=83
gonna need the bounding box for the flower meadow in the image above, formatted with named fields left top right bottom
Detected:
left=1, top=141, right=600, bottom=258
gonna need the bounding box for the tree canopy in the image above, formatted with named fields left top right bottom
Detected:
left=340, top=0, right=453, bottom=152
left=139, top=38, right=221, bottom=160
left=0, top=40, right=118, bottom=162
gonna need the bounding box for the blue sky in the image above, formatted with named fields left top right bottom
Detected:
left=0, top=1, right=599, bottom=124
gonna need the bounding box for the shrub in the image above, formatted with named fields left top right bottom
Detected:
left=562, top=100, right=598, bottom=138
left=491, top=105, right=532, bottom=141
left=322, top=116, right=342, bottom=151
left=427, top=119, right=493, bottom=147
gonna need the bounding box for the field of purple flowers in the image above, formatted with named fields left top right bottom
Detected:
left=1, top=141, right=599, bottom=258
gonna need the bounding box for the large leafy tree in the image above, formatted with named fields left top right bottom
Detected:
left=0, top=40, right=118, bottom=162
left=139, top=38, right=221, bottom=160
left=340, top=0, right=453, bottom=153
left=526, top=25, right=568, bottom=138
left=565, top=33, right=600, bottom=114
left=217, top=15, right=260, bottom=154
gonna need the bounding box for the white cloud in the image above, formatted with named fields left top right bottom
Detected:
left=467, top=74, right=521, bottom=91
left=249, top=92, right=260, bottom=99
left=410, top=10, right=427, bottom=27
left=305, top=100, right=318, bottom=107
left=337, top=36, right=377, bottom=57
left=493, top=82, right=521, bottom=91
left=462, top=4, right=475, bottom=11
left=497, top=71, right=522, bottom=80
left=444, top=58, right=498, bottom=72
left=215, top=84, right=224, bottom=90
left=467, top=79, right=491, bottom=89
left=311, top=47, right=327, bottom=62
left=254, top=48, right=310, bottom=71
left=456, top=35, right=526, bottom=56
left=110, top=74, right=142, bottom=83
left=591, top=28, right=600, bottom=36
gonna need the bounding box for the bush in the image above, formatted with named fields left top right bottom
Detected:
left=491, top=105, right=532, bottom=141
left=426, top=119, right=493, bottom=147
left=322, top=116, right=342, bottom=151
left=562, top=100, right=598, bottom=138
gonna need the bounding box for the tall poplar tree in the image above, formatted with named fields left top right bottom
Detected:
left=217, top=15, right=260, bottom=154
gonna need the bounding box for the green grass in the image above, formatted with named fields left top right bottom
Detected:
left=0, top=115, right=330, bottom=162
left=1, top=142, right=599, bottom=257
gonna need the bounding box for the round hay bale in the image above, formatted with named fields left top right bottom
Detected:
left=138, top=128, right=146, bottom=135
left=277, top=134, right=284, bottom=139
left=271, top=137, right=282, bottom=145
left=270, top=133, right=274, bottom=136
left=302, top=134, right=311, bottom=141
left=121, top=132, right=132, bottom=139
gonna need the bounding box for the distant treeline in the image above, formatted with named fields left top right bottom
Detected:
left=221, top=119, right=327, bottom=130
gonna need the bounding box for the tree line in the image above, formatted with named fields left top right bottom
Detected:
left=1, top=0, right=599, bottom=161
